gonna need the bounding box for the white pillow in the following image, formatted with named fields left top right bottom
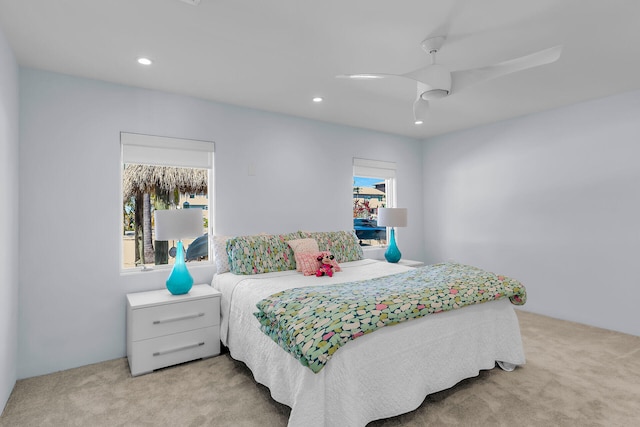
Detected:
left=212, top=235, right=232, bottom=274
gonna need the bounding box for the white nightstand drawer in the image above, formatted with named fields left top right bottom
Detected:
left=126, top=285, right=221, bottom=376
left=130, top=297, right=219, bottom=341
left=128, top=326, right=220, bottom=376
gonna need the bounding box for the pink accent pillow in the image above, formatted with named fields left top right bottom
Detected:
left=295, top=251, right=341, bottom=276
left=288, top=238, right=320, bottom=271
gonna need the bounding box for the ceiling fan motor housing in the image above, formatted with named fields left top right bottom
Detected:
left=419, top=64, right=451, bottom=100
left=421, top=89, right=449, bottom=100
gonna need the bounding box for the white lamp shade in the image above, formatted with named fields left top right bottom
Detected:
left=154, top=209, right=203, bottom=241
left=377, top=208, right=408, bottom=227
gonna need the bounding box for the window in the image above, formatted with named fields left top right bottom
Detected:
left=352, top=158, right=396, bottom=247
left=121, top=132, right=214, bottom=270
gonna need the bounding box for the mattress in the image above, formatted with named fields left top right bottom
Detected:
left=213, top=259, right=525, bottom=427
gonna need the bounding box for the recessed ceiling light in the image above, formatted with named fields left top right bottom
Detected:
left=137, top=57, right=152, bottom=66
left=414, top=120, right=424, bottom=125
left=312, top=97, right=323, bottom=103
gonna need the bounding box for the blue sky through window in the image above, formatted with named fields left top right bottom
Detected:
left=353, top=176, right=381, bottom=188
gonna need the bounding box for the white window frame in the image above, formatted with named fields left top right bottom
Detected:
left=120, top=132, right=215, bottom=272
left=353, top=158, right=397, bottom=250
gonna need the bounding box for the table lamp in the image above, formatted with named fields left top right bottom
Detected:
left=154, top=208, right=203, bottom=295
left=377, top=208, right=407, bottom=263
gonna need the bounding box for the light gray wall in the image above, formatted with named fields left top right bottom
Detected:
left=423, top=90, right=640, bottom=337
left=17, top=68, right=424, bottom=379
left=0, top=26, right=19, bottom=412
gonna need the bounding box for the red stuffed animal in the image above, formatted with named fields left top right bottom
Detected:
left=315, top=253, right=335, bottom=277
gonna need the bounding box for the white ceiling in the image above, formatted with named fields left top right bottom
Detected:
left=1, top=0, right=640, bottom=139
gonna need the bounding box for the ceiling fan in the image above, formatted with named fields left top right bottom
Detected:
left=338, top=36, right=562, bottom=124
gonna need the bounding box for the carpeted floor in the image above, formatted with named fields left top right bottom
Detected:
left=1, top=310, right=639, bottom=426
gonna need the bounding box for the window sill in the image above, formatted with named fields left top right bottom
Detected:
left=120, top=260, right=214, bottom=276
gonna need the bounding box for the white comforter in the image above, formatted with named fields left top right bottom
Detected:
left=213, top=259, right=525, bottom=427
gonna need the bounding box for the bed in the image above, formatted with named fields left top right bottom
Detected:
left=212, top=234, right=526, bottom=427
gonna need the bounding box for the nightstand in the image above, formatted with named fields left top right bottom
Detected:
left=126, top=284, right=221, bottom=376
left=397, top=259, right=425, bottom=268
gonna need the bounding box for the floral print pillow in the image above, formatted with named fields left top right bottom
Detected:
left=227, top=232, right=302, bottom=275
left=298, top=230, right=364, bottom=263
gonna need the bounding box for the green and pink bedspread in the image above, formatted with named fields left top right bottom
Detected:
left=254, top=262, right=527, bottom=373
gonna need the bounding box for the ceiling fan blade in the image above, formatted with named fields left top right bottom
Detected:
left=336, top=73, right=405, bottom=80
left=451, top=45, right=562, bottom=93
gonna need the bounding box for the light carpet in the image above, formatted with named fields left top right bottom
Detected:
left=1, top=310, right=639, bottom=426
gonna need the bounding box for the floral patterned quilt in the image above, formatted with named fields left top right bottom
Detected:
left=254, top=262, right=526, bottom=373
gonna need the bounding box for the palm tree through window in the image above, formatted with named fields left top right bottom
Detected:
left=121, top=133, right=214, bottom=270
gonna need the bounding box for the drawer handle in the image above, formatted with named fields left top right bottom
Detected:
left=152, top=312, right=205, bottom=325
left=153, top=342, right=205, bottom=357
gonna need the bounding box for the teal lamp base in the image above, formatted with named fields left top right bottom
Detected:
left=166, top=240, right=193, bottom=295
left=385, top=228, right=402, bottom=263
